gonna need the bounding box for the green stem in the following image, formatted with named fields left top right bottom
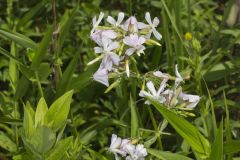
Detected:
left=147, top=106, right=163, bottom=150
left=35, top=72, right=44, bottom=98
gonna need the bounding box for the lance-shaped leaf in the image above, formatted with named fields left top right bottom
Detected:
left=44, top=90, right=73, bottom=131
left=147, top=97, right=210, bottom=158
left=0, top=29, right=37, bottom=50
left=46, top=136, right=73, bottom=160
left=209, top=121, right=223, bottom=160
left=31, top=25, right=53, bottom=70
left=35, top=98, right=48, bottom=127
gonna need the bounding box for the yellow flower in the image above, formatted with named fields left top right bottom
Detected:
left=184, top=32, right=192, bottom=41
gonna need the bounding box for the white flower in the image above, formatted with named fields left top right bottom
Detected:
left=139, top=79, right=168, bottom=105
left=122, top=16, right=138, bottom=33
left=107, top=12, right=125, bottom=26
left=94, top=38, right=119, bottom=54
left=101, top=52, right=120, bottom=71
left=174, top=64, right=183, bottom=89
left=93, top=52, right=120, bottom=86
left=179, top=92, right=200, bottom=108
left=123, top=34, right=145, bottom=56
left=125, top=144, right=147, bottom=160
left=109, top=134, right=127, bottom=160
left=93, top=67, right=109, bottom=86
left=144, top=12, right=162, bottom=40
left=91, top=30, right=117, bottom=46
left=91, top=12, right=104, bottom=34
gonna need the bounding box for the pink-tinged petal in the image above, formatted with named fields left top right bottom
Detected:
left=107, top=16, right=116, bottom=25
left=145, top=12, right=152, bottom=25
left=102, top=30, right=117, bottom=39
left=94, top=47, right=103, bottom=54
left=138, top=22, right=148, bottom=29
left=152, top=17, right=160, bottom=27
left=125, top=48, right=136, bottom=56
left=146, top=81, right=157, bottom=96
left=102, top=37, right=112, bottom=50
left=153, top=29, right=162, bottom=40
left=117, top=12, right=125, bottom=25
left=123, top=36, right=136, bottom=46
left=93, top=68, right=109, bottom=86
left=109, top=53, right=120, bottom=66
left=108, top=41, right=119, bottom=51
left=101, top=55, right=113, bottom=71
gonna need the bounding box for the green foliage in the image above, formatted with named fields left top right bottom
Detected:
left=0, top=0, right=239, bottom=159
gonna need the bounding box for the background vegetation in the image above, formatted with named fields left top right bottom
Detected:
left=0, top=0, right=240, bottom=159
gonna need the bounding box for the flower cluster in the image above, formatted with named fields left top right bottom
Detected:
left=109, top=134, right=147, bottom=160
left=139, top=65, right=200, bottom=113
left=90, top=12, right=162, bottom=86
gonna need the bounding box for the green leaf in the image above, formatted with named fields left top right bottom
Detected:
left=130, top=95, right=139, bottom=137
left=0, top=131, right=17, bottom=152
left=204, top=61, right=236, bottom=81
left=46, top=136, right=73, bottom=160
left=147, top=148, right=193, bottom=160
left=0, top=47, right=23, bottom=65
left=30, top=126, right=56, bottom=154
left=45, top=90, right=73, bottom=131
left=209, top=121, right=223, bottom=160
left=14, top=76, right=30, bottom=100
left=55, top=53, right=79, bottom=99
left=31, top=25, right=53, bottom=70
left=224, top=140, right=240, bottom=154
left=0, top=29, right=37, bottom=50
left=23, top=102, right=35, bottom=137
left=35, top=98, right=48, bottom=127
left=147, top=98, right=210, bottom=158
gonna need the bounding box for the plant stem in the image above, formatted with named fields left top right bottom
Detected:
left=147, top=106, right=163, bottom=150
left=35, top=72, right=44, bottom=98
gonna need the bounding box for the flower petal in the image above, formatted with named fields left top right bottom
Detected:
left=107, top=16, right=116, bottom=25
left=157, top=79, right=168, bottom=95
left=153, top=71, right=169, bottom=79
left=108, top=41, right=119, bottom=51
left=93, top=68, right=109, bottom=86
left=145, top=12, right=152, bottom=25
left=96, top=12, right=104, bottom=25
left=117, top=12, right=125, bottom=25
left=153, top=28, right=162, bottom=40
left=125, top=48, right=136, bottom=56
left=174, top=64, right=183, bottom=88
left=102, top=30, right=117, bottom=39
left=109, top=53, right=120, bottom=66
left=137, top=22, right=148, bottom=29
left=152, top=17, right=160, bottom=27
left=94, top=47, right=103, bottom=54
left=146, top=81, right=157, bottom=96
